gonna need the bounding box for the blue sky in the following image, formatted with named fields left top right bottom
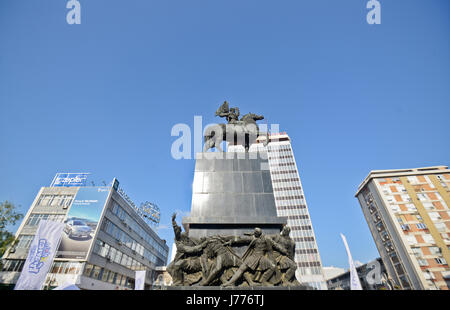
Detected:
left=0, top=0, right=449, bottom=269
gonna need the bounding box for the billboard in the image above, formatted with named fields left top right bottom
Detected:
left=50, top=173, right=90, bottom=187
left=56, top=186, right=111, bottom=260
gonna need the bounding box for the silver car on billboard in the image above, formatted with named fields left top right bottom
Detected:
left=64, top=220, right=92, bottom=239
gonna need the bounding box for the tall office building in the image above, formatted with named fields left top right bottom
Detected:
left=252, top=132, right=327, bottom=290
left=0, top=173, right=169, bottom=290
left=355, top=166, right=450, bottom=290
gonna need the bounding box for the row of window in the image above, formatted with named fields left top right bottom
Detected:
left=1, top=259, right=24, bottom=272
left=400, top=223, right=428, bottom=231
left=36, top=194, right=73, bottom=208
left=288, top=215, right=309, bottom=220
left=92, top=239, right=146, bottom=270
left=297, top=261, right=321, bottom=267
left=110, top=202, right=168, bottom=258
left=294, top=241, right=318, bottom=251
left=50, top=261, right=84, bottom=275
left=84, top=263, right=135, bottom=288
left=289, top=229, right=314, bottom=238
left=416, top=257, right=447, bottom=266
left=15, top=235, right=34, bottom=249
left=298, top=267, right=323, bottom=277
left=268, top=145, right=291, bottom=152
left=292, top=236, right=315, bottom=242
left=268, top=155, right=293, bottom=160
left=296, top=248, right=318, bottom=254
left=101, top=219, right=160, bottom=265
left=268, top=148, right=292, bottom=155
left=25, top=213, right=66, bottom=227
left=273, top=186, right=302, bottom=192
left=412, top=246, right=442, bottom=257
left=277, top=205, right=306, bottom=210
left=288, top=219, right=311, bottom=227
left=290, top=225, right=312, bottom=231
left=102, top=218, right=145, bottom=255
left=275, top=195, right=304, bottom=201
left=271, top=177, right=299, bottom=183
left=271, top=170, right=298, bottom=176
left=270, top=162, right=295, bottom=167
left=405, top=234, right=436, bottom=245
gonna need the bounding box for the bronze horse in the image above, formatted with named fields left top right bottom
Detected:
left=203, top=113, right=265, bottom=152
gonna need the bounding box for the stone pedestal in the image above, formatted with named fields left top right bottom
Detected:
left=182, top=151, right=286, bottom=241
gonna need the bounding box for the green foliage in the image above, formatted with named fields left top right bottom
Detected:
left=0, top=201, right=24, bottom=258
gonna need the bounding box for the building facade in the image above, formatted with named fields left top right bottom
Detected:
left=326, top=258, right=388, bottom=290
left=251, top=132, right=327, bottom=290
left=323, top=266, right=346, bottom=282
left=355, top=166, right=450, bottom=290
left=0, top=175, right=169, bottom=290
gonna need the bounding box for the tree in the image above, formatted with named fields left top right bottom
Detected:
left=0, top=201, right=24, bottom=258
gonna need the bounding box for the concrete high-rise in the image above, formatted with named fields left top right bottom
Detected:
left=253, top=132, right=327, bottom=290
left=355, top=166, right=450, bottom=290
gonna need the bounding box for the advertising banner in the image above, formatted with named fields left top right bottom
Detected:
left=50, top=173, right=90, bottom=187
left=135, top=270, right=146, bottom=290
left=14, top=220, right=65, bottom=290
left=56, top=186, right=111, bottom=259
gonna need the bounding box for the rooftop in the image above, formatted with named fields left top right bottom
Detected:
left=355, top=165, right=449, bottom=197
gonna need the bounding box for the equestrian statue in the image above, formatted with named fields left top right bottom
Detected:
left=203, top=101, right=268, bottom=152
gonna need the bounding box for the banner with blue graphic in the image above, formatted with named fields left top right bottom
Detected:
left=56, top=186, right=111, bottom=259
left=14, top=220, right=64, bottom=290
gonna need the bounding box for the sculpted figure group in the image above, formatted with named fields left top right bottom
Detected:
left=167, top=214, right=300, bottom=287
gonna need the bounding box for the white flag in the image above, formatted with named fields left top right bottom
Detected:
left=14, top=220, right=64, bottom=290
left=340, top=233, right=363, bottom=290
left=135, top=270, right=146, bottom=290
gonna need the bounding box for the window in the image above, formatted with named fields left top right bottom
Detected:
left=1, top=259, right=25, bottom=272
left=417, top=193, right=427, bottom=202
left=16, top=235, right=34, bottom=249
left=84, top=264, right=94, bottom=277
left=412, top=247, right=422, bottom=257
left=406, top=204, right=416, bottom=211
left=91, top=266, right=101, bottom=279
left=417, top=259, right=428, bottom=266
left=428, top=212, right=440, bottom=221
left=429, top=247, right=441, bottom=255
left=435, top=258, right=447, bottom=265
left=402, top=195, right=412, bottom=202
left=405, top=235, right=418, bottom=245
left=422, top=234, right=435, bottom=244
left=401, top=224, right=410, bottom=231
left=407, top=176, right=419, bottom=185
left=416, top=223, right=427, bottom=230
left=423, top=202, right=434, bottom=210
left=390, top=205, right=400, bottom=212
left=435, top=222, right=446, bottom=232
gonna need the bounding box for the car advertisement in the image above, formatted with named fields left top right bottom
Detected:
left=56, top=186, right=111, bottom=260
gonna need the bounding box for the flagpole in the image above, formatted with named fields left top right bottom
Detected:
left=340, top=233, right=363, bottom=290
